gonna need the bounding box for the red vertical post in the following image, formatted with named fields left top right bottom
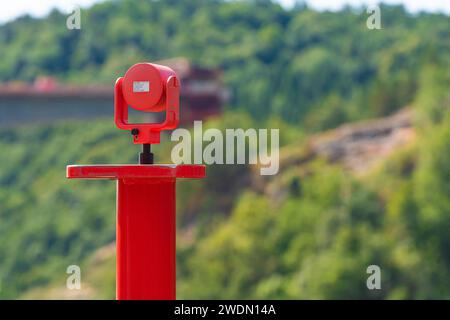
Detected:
left=116, top=178, right=176, bottom=300
left=66, top=165, right=205, bottom=300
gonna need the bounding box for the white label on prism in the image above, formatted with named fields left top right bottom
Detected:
left=133, top=81, right=150, bottom=92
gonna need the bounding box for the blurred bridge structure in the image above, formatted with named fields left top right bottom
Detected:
left=0, top=57, right=228, bottom=127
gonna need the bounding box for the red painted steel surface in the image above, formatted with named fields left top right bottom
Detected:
left=122, top=63, right=176, bottom=112
left=67, top=164, right=205, bottom=180
left=114, top=63, right=180, bottom=144
left=67, top=164, right=205, bottom=300
left=68, top=62, right=205, bottom=300
left=116, top=178, right=176, bottom=300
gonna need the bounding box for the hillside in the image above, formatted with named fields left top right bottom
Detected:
left=1, top=0, right=450, bottom=299
left=0, top=0, right=449, bottom=128
left=17, top=106, right=442, bottom=300
left=21, top=244, right=116, bottom=300
left=3, top=94, right=450, bottom=299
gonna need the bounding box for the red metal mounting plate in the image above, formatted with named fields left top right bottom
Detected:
left=66, top=164, right=206, bottom=180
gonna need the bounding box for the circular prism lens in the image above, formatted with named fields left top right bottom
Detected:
left=122, top=63, right=165, bottom=112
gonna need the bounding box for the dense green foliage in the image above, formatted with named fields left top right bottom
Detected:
left=177, top=64, right=450, bottom=299
left=0, top=121, right=120, bottom=296
left=1, top=0, right=449, bottom=128
left=0, top=0, right=450, bottom=299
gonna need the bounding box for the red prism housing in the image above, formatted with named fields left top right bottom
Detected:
left=115, top=62, right=180, bottom=144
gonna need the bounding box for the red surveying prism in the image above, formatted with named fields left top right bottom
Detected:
left=66, top=62, right=206, bottom=300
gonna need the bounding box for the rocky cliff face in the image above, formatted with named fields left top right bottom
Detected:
left=279, top=108, right=416, bottom=175
left=258, top=108, right=417, bottom=203
left=309, top=108, right=415, bottom=173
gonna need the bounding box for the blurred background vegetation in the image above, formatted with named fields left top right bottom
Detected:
left=0, top=0, right=450, bottom=299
